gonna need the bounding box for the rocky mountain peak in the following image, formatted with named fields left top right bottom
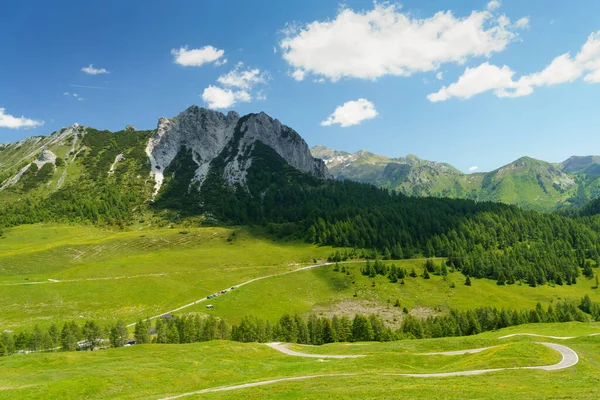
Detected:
left=146, top=106, right=329, bottom=197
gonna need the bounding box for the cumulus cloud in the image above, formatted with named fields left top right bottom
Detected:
left=436, top=72, right=444, bottom=80
left=428, top=30, right=600, bottom=101
left=321, top=99, right=378, bottom=127
left=427, top=63, right=517, bottom=102
left=81, top=64, right=109, bottom=75
left=201, top=63, right=268, bottom=109
left=469, top=166, right=479, bottom=172
left=202, top=86, right=251, bottom=109
left=217, top=62, right=268, bottom=89
left=279, top=3, right=525, bottom=82
left=171, top=45, right=226, bottom=67
left=0, top=108, right=44, bottom=129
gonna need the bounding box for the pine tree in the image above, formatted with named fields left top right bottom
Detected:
left=465, top=275, right=472, bottom=286
left=134, top=320, right=150, bottom=344
left=423, top=268, right=430, bottom=279
left=497, top=271, right=506, bottom=286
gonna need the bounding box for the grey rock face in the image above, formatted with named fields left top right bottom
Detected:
left=34, top=150, right=57, bottom=167
left=146, top=106, right=328, bottom=196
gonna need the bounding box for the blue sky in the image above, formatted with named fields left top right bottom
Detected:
left=1, top=0, right=600, bottom=173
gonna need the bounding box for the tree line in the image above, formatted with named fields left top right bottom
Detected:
left=2, top=296, right=598, bottom=357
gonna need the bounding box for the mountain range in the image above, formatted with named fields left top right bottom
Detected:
left=0, top=106, right=598, bottom=219
left=311, top=146, right=600, bottom=211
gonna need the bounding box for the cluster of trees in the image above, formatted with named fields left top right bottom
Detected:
left=230, top=297, right=600, bottom=344
left=402, top=299, right=597, bottom=339
left=0, top=320, right=124, bottom=356
left=2, top=295, right=598, bottom=357
left=148, top=315, right=229, bottom=344
left=231, top=313, right=390, bottom=344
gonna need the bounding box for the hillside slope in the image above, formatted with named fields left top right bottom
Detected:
left=312, top=146, right=600, bottom=211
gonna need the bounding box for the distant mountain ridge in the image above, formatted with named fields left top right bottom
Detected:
left=311, top=145, right=600, bottom=211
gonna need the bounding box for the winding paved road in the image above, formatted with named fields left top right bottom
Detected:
left=158, top=341, right=580, bottom=399
left=265, top=342, right=364, bottom=358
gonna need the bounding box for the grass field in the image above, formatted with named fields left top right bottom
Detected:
left=2, top=223, right=598, bottom=331
left=0, top=322, right=598, bottom=399
left=0, top=224, right=334, bottom=330
left=183, top=261, right=600, bottom=325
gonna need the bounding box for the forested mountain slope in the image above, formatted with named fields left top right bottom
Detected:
left=312, top=146, right=600, bottom=211
left=1, top=107, right=599, bottom=286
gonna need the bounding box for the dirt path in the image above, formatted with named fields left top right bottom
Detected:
left=419, top=346, right=495, bottom=356
left=0, top=273, right=172, bottom=287
left=158, top=342, right=578, bottom=399
left=499, top=332, right=600, bottom=340
left=126, top=260, right=369, bottom=327
left=159, top=374, right=357, bottom=399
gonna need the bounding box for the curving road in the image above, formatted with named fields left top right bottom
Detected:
left=158, top=341, right=579, bottom=399
left=265, top=342, right=364, bottom=358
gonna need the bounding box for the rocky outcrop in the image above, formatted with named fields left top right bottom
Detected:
left=34, top=150, right=57, bottom=168
left=146, top=106, right=329, bottom=196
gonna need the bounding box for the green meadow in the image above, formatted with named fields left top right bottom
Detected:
left=0, top=322, right=598, bottom=399
left=0, top=224, right=334, bottom=330
left=185, top=260, right=600, bottom=324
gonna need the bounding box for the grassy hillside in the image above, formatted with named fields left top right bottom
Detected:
left=2, top=223, right=598, bottom=332
left=0, top=224, right=334, bottom=330
left=183, top=260, right=600, bottom=325
left=0, top=322, right=598, bottom=399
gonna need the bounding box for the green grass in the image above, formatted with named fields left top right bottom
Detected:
left=185, top=261, right=600, bottom=324
left=0, top=224, right=334, bottom=330
left=3, top=223, right=598, bottom=331
left=0, top=322, right=598, bottom=399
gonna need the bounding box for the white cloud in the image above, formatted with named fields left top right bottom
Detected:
left=279, top=3, right=524, bottom=82
left=81, top=64, right=109, bottom=75
left=201, top=86, right=252, bottom=109
left=428, top=30, right=600, bottom=101
left=0, top=108, right=44, bottom=129
left=201, top=63, right=268, bottom=109
left=171, top=45, right=225, bottom=67
left=321, top=99, right=378, bottom=127
left=290, top=69, right=306, bottom=81
left=63, top=92, right=70, bottom=96
left=487, top=1, right=501, bottom=11
left=217, top=62, right=268, bottom=89
left=436, top=72, right=443, bottom=80
left=469, top=166, right=479, bottom=172
left=514, top=17, right=529, bottom=29
left=214, top=58, right=228, bottom=67
left=428, top=63, right=517, bottom=102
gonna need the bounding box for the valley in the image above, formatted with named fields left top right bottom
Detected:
left=312, top=146, right=600, bottom=211
left=0, top=107, right=599, bottom=400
